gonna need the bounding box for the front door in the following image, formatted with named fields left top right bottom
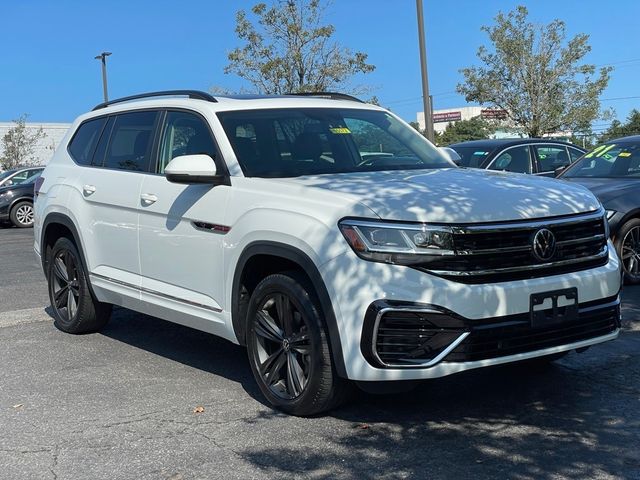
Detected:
left=137, top=110, right=231, bottom=335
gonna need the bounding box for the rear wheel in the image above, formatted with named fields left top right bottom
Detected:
left=246, top=272, right=351, bottom=416
left=47, top=237, right=112, bottom=333
left=10, top=201, right=34, bottom=228
left=615, top=218, right=640, bottom=284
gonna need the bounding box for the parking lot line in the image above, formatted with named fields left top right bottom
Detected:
left=0, top=307, right=51, bottom=328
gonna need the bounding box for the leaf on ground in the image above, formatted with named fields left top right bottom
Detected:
left=193, top=406, right=205, bottom=414
left=353, top=423, right=370, bottom=429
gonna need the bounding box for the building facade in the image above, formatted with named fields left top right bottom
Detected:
left=417, top=106, right=521, bottom=138
left=0, top=122, right=71, bottom=169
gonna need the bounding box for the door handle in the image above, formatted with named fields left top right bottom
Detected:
left=140, top=193, right=158, bottom=205
left=83, top=185, right=96, bottom=196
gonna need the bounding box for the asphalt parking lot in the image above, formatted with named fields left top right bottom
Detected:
left=0, top=226, right=639, bottom=480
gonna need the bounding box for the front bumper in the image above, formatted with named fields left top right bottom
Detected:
left=320, top=241, right=622, bottom=381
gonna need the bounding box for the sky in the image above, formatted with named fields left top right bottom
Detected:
left=1, top=0, right=640, bottom=131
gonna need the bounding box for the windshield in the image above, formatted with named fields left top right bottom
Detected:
left=0, top=171, right=13, bottom=182
left=217, top=108, right=452, bottom=177
left=448, top=146, right=494, bottom=168
left=563, top=142, right=640, bottom=178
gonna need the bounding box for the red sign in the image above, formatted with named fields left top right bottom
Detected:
left=432, top=111, right=462, bottom=123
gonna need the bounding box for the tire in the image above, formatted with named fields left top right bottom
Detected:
left=246, top=272, right=351, bottom=416
left=10, top=201, right=34, bottom=228
left=47, top=237, right=112, bottom=334
left=614, top=218, right=640, bottom=285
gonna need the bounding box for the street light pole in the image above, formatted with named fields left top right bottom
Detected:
left=94, top=52, right=112, bottom=102
left=416, top=0, right=434, bottom=143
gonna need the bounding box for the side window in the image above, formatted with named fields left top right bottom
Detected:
left=10, top=170, right=30, bottom=183
left=568, top=147, right=584, bottom=162
left=534, top=145, right=570, bottom=172
left=104, top=111, right=158, bottom=172
left=68, top=117, right=107, bottom=166
left=489, top=146, right=532, bottom=174
left=158, top=111, right=216, bottom=173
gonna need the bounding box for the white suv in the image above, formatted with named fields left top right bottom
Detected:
left=34, top=91, right=622, bottom=415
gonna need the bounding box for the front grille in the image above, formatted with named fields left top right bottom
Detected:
left=414, top=210, right=608, bottom=283
left=444, top=297, right=620, bottom=362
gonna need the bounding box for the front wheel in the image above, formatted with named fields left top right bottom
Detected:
left=615, top=218, right=640, bottom=284
left=10, top=201, right=34, bottom=228
left=246, top=272, right=350, bottom=416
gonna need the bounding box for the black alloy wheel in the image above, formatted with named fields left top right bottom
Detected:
left=51, top=248, right=81, bottom=322
left=47, top=237, right=112, bottom=333
left=615, top=219, right=640, bottom=285
left=246, top=272, right=350, bottom=415
left=253, top=292, right=312, bottom=400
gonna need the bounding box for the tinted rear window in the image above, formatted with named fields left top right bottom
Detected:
left=449, top=146, right=493, bottom=168
left=103, top=111, right=158, bottom=172
left=68, top=117, right=107, bottom=165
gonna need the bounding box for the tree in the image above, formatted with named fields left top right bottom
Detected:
left=0, top=115, right=46, bottom=170
left=437, top=116, right=496, bottom=145
left=457, top=5, right=612, bottom=138
left=225, top=0, right=375, bottom=94
left=599, top=109, right=640, bottom=143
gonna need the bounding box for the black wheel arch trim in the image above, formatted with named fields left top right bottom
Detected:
left=41, top=212, right=97, bottom=299
left=232, top=241, right=347, bottom=378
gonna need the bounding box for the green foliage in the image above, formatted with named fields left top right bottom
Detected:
left=599, top=109, right=640, bottom=143
left=436, top=116, right=496, bottom=145
left=225, top=0, right=375, bottom=94
left=457, top=5, right=612, bottom=138
left=0, top=114, right=46, bottom=170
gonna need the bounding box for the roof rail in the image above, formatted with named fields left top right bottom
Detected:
left=286, top=92, right=364, bottom=103
left=92, top=90, right=217, bottom=111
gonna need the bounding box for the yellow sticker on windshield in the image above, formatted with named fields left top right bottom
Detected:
left=330, top=127, right=351, bottom=134
left=585, top=144, right=607, bottom=158
left=596, top=145, right=615, bottom=157
left=618, top=152, right=632, bottom=157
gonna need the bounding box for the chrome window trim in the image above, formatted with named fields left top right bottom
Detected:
left=90, top=272, right=223, bottom=313
left=372, top=306, right=470, bottom=368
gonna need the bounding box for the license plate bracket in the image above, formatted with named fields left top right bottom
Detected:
left=530, top=288, right=578, bottom=329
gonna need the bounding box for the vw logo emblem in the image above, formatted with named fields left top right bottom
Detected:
left=532, top=228, right=556, bottom=262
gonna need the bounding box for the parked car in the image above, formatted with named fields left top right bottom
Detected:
left=0, top=166, right=44, bottom=188
left=34, top=90, right=621, bottom=415
left=559, top=135, right=640, bottom=284
left=0, top=170, right=41, bottom=227
left=448, top=138, right=585, bottom=176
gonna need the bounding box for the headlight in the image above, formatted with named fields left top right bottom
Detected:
left=606, top=210, right=616, bottom=220
left=338, top=219, right=454, bottom=265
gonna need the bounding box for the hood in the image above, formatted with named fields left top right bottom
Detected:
left=276, top=168, right=601, bottom=223
left=562, top=177, right=640, bottom=205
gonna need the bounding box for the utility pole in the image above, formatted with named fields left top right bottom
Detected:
left=416, top=0, right=434, bottom=142
left=94, top=52, right=112, bottom=102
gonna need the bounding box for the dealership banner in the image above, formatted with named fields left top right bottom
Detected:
left=432, top=111, right=462, bottom=123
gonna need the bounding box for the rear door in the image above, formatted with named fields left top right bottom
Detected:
left=137, top=109, right=231, bottom=334
left=487, top=145, right=533, bottom=174
left=73, top=110, right=160, bottom=306
left=532, top=144, right=572, bottom=176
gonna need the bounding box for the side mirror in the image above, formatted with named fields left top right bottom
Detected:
left=165, top=154, right=223, bottom=184
left=438, top=146, right=462, bottom=166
